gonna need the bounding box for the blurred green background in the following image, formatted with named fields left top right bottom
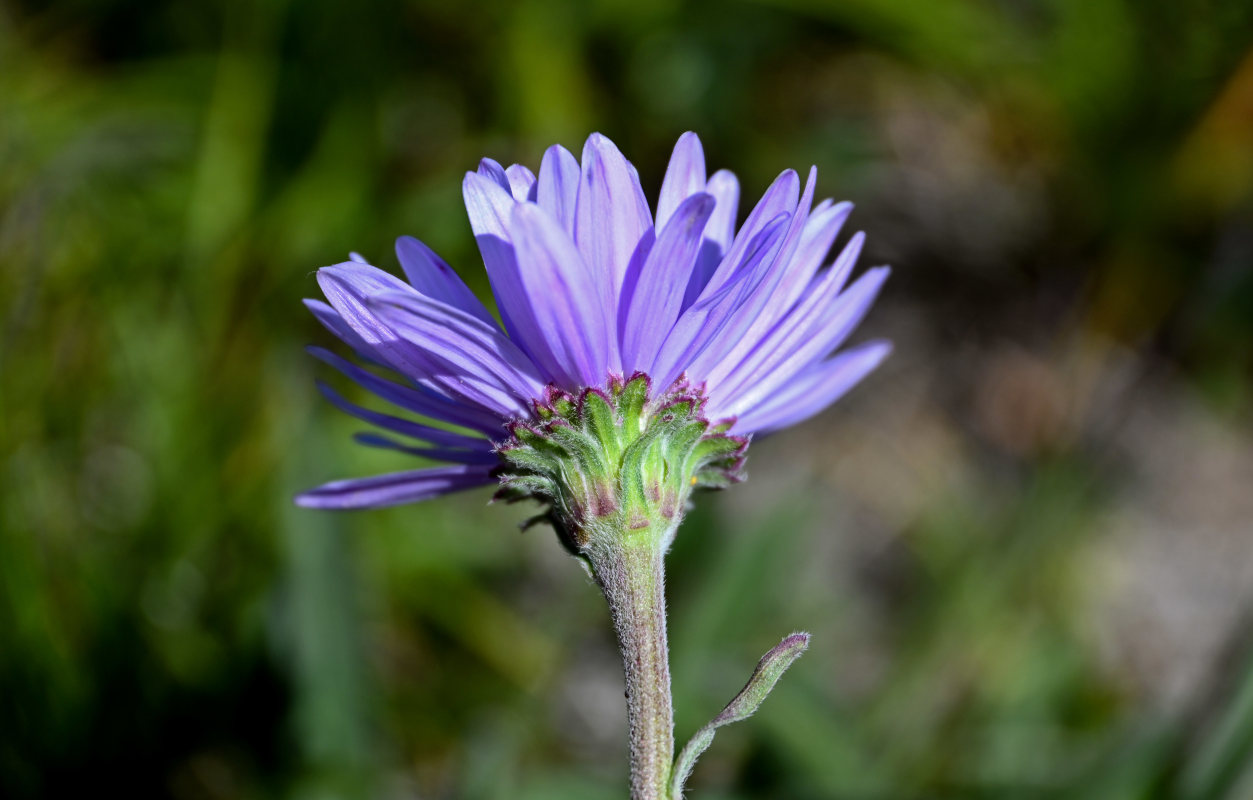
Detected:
left=3, top=0, right=1253, bottom=797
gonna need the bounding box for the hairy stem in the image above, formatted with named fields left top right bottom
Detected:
left=587, top=525, right=675, bottom=800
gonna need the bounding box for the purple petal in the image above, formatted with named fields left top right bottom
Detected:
left=316, top=263, right=542, bottom=420
left=349, top=252, right=370, bottom=264
left=463, top=170, right=517, bottom=241
left=703, top=231, right=866, bottom=401
left=656, top=132, right=707, bottom=232
left=462, top=172, right=558, bottom=378
left=316, top=262, right=445, bottom=382
left=352, top=432, right=501, bottom=465
left=295, top=464, right=495, bottom=509
left=772, top=200, right=853, bottom=314
left=651, top=213, right=791, bottom=389
left=509, top=202, right=614, bottom=389
left=732, top=341, right=892, bottom=434
left=704, top=169, right=741, bottom=255
left=697, top=169, right=799, bottom=301
left=675, top=211, right=807, bottom=383
left=574, top=133, right=653, bottom=300
left=617, top=229, right=657, bottom=338
left=620, top=192, right=716, bottom=374
left=477, top=158, right=511, bottom=191
left=315, top=381, right=496, bottom=449
left=367, top=289, right=546, bottom=416
left=682, top=169, right=741, bottom=309
left=307, top=345, right=504, bottom=436
left=691, top=170, right=825, bottom=387
left=774, top=167, right=819, bottom=267
left=505, top=164, right=537, bottom=201
left=318, top=263, right=539, bottom=417
left=395, top=236, right=495, bottom=325
left=537, top=144, right=580, bottom=235
left=713, top=260, right=890, bottom=416
left=304, top=298, right=379, bottom=363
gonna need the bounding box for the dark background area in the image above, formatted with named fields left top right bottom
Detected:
left=3, top=0, right=1253, bottom=797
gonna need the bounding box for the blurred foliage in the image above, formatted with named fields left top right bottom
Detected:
left=3, top=0, right=1253, bottom=798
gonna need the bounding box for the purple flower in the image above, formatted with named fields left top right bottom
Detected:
left=298, top=132, right=890, bottom=510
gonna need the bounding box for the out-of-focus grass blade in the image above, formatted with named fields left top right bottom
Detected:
left=402, top=569, right=559, bottom=691
left=279, top=366, right=376, bottom=799
left=750, top=0, right=1024, bottom=74
left=1178, top=634, right=1253, bottom=800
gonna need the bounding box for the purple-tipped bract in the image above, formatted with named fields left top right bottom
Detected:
left=298, top=132, right=890, bottom=509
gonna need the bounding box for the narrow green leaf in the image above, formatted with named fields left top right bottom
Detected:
left=669, top=632, right=811, bottom=799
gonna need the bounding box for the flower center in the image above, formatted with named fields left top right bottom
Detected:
left=495, top=373, right=748, bottom=556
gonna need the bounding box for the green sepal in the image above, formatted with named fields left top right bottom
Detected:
left=495, top=443, right=554, bottom=476
left=548, top=421, right=608, bottom=475
left=511, top=423, right=564, bottom=457
left=582, top=390, right=621, bottom=460
left=691, top=431, right=747, bottom=463
left=551, top=394, right=575, bottom=418
left=496, top=373, right=748, bottom=552
left=616, top=372, right=650, bottom=425
left=617, top=417, right=668, bottom=510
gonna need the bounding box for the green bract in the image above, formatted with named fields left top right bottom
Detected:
left=496, top=373, right=748, bottom=555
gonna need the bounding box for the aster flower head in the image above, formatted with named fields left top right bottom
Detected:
left=299, top=132, right=890, bottom=538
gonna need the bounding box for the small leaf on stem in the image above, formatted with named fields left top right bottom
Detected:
left=669, top=632, right=810, bottom=799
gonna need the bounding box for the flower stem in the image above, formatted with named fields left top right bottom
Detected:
left=586, top=522, right=676, bottom=800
